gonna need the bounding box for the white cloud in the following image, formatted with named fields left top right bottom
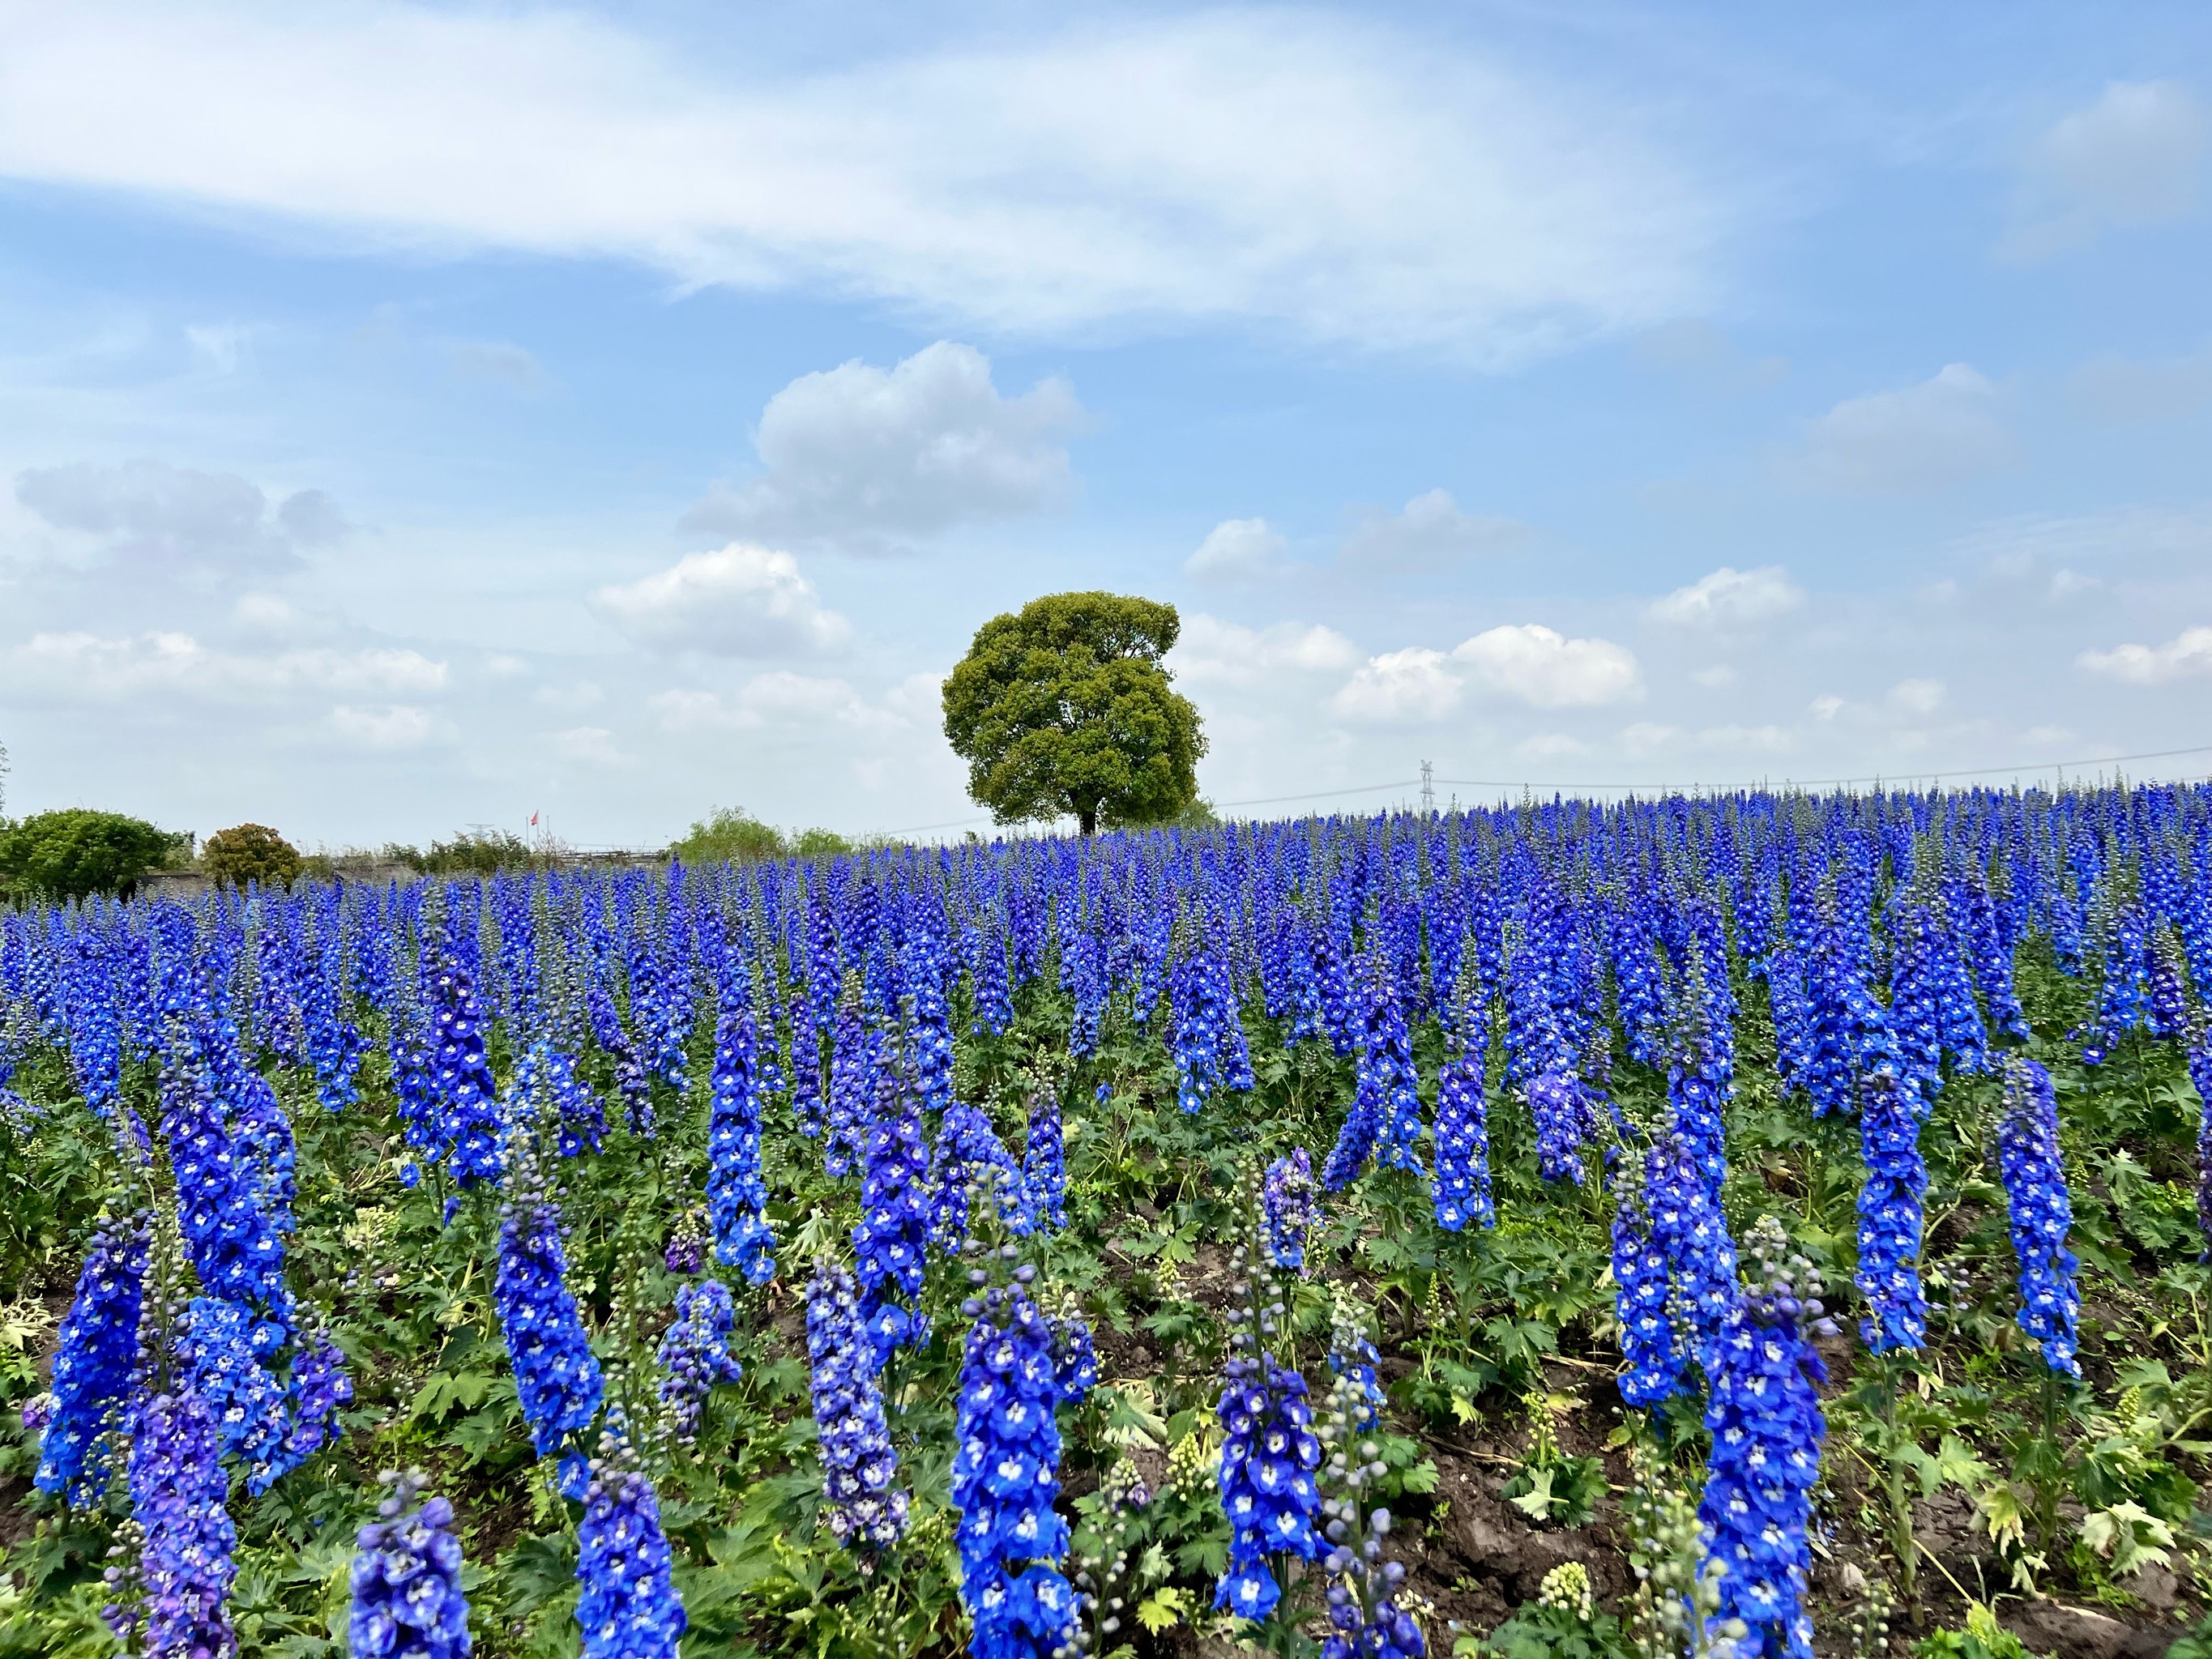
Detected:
left=1331, top=623, right=1638, bottom=723
left=1621, top=721, right=1682, bottom=754
left=1331, top=647, right=1463, bottom=725
left=1690, top=665, right=1737, bottom=689
left=1172, top=615, right=1359, bottom=687
left=14, top=458, right=349, bottom=570
left=682, top=343, right=1078, bottom=551
left=1649, top=564, right=1804, bottom=629
left=593, top=543, right=850, bottom=657
left=0, top=7, right=1723, bottom=360
left=554, top=725, right=630, bottom=766
left=1515, top=732, right=1587, bottom=760
left=330, top=703, right=448, bottom=749
left=2077, top=625, right=2212, bottom=684
left=8, top=630, right=447, bottom=702
left=1787, top=365, right=2013, bottom=496
left=1809, top=694, right=1845, bottom=721
left=1697, top=723, right=1792, bottom=753
left=2004, top=81, right=2208, bottom=260
left=650, top=672, right=903, bottom=735
left=1185, top=518, right=1288, bottom=582
left=1451, top=624, right=1640, bottom=708
left=1339, top=489, right=1523, bottom=569
left=1885, top=678, right=1945, bottom=717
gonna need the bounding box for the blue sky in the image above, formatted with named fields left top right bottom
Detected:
left=2, top=1, right=2209, bottom=847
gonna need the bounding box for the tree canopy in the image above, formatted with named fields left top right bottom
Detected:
left=0, top=808, right=184, bottom=900
left=941, top=591, right=1205, bottom=837
left=202, top=822, right=303, bottom=890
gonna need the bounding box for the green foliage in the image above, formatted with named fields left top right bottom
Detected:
left=0, top=808, right=184, bottom=900
left=383, top=830, right=539, bottom=874
left=200, top=821, right=303, bottom=889
left=1914, top=1603, right=2031, bottom=1659
left=1463, top=1601, right=1632, bottom=1659
left=940, top=591, right=1205, bottom=835
left=670, top=806, right=789, bottom=865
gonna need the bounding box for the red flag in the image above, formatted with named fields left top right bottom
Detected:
left=530, top=812, right=539, bottom=826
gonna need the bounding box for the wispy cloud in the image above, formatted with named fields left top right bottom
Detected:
left=0, top=5, right=1727, bottom=360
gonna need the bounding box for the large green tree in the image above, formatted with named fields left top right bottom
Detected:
left=0, top=808, right=184, bottom=899
left=941, top=591, right=1205, bottom=837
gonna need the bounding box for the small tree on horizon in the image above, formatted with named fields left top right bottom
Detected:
left=941, top=591, right=1205, bottom=838
left=203, top=822, right=303, bottom=890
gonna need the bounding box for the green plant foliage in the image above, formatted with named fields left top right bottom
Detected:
left=0, top=808, right=184, bottom=899
left=199, top=821, right=303, bottom=889
left=670, top=807, right=789, bottom=865
left=940, top=591, right=1204, bottom=835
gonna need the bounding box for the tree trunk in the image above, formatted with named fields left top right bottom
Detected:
left=1078, top=804, right=1097, bottom=837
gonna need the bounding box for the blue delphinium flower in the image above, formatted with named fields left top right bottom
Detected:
left=804, top=1259, right=909, bottom=1550
left=950, top=1277, right=1081, bottom=1659
left=1023, top=1085, right=1068, bottom=1232
left=1361, top=957, right=1424, bottom=1175
left=1526, top=1069, right=1593, bottom=1185
left=1323, top=1293, right=1387, bottom=1435
left=1611, top=1177, right=1680, bottom=1409
left=1262, top=1149, right=1321, bottom=1272
left=388, top=1000, right=440, bottom=1182
left=1319, top=1047, right=1384, bottom=1193
left=1996, top=1058, right=2081, bottom=1375
left=280, top=1328, right=352, bottom=1472
left=184, top=1295, right=289, bottom=1495
left=516, top=1043, right=605, bottom=1161
left=1175, top=923, right=1256, bottom=1110
left=824, top=979, right=878, bottom=1179
left=1315, top=1296, right=1424, bottom=1659
left=349, top=1470, right=472, bottom=1659
left=1668, top=1003, right=1728, bottom=1196
left=427, top=952, right=503, bottom=1188
left=1431, top=1014, right=1494, bottom=1232
left=656, top=1279, right=744, bottom=1449
left=493, top=1135, right=604, bottom=1468
left=1050, top=1303, right=1098, bottom=1406
left=1322, top=955, right=1422, bottom=1191
left=929, top=1098, right=1032, bottom=1247
left=161, top=1053, right=293, bottom=1354
left=125, top=1381, right=240, bottom=1659
left=1213, top=1352, right=1324, bottom=1622
left=36, top=1213, right=147, bottom=1504
left=705, top=1009, right=776, bottom=1285
left=853, top=1020, right=933, bottom=1366
left=2082, top=899, right=2149, bottom=1066
left=1765, top=948, right=1817, bottom=1097
left=575, top=1426, right=687, bottom=1659
left=1062, top=931, right=1105, bottom=1059
left=1697, top=1220, right=1829, bottom=1659
left=1855, top=1063, right=1928, bottom=1355
left=1645, top=1132, right=1740, bottom=1372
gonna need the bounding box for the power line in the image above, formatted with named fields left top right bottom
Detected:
left=1431, top=740, right=2212, bottom=797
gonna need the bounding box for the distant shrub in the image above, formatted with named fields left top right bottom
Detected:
left=789, top=827, right=853, bottom=862
left=0, top=808, right=186, bottom=900
left=202, top=822, right=303, bottom=889
left=383, top=830, right=539, bottom=876
left=670, top=808, right=788, bottom=866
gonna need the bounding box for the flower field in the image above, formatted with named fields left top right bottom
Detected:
left=2, top=784, right=2210, bottom=1658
